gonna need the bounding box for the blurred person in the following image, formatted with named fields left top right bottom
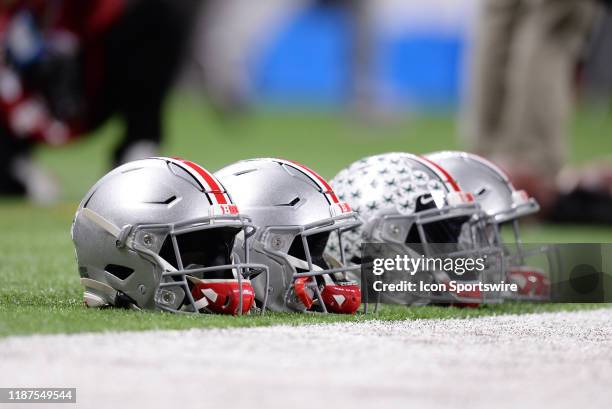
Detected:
left=195, top=0, right=305, bottom=116
left=464, top=0, right=612, bottom=223
left=320, top=0, right=376, bottom=117
left=196, top=0, right=375, bottom=118
left=584, top=7, right=612, bottom=105
left=0, top=0, right=198, bottom=202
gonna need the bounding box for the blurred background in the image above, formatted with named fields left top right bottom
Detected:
left=0, top=0, right=611, bottom=226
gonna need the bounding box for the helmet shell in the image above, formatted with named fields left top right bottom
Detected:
left=215, top=158, right=334, bottom=232
left=216, top=158, right=361, bottom=313
left=72, top=157, right=239, bottom=311
left=426, top=151, right=539, bottom=224
left=329, top=152, right=464, bottom=262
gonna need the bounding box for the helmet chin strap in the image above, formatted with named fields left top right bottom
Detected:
left=81, top=207, right=132, bottom=247
left=81, top=208, right=169, bottom=269
left=284, top=253, right=337, bottom=285
left=284, top=253, right=324, bottom=273
left=81, top=208, right=122, bottom=238
left=80, top=277, right=116, bottom=308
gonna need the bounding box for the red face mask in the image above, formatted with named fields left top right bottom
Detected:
left=321, top=283, right=361, bottom=314
left=293, top=277, right=361, bottom=314
left=507, top=267, right=550, bottom=299
left=191, top=279, right=255, bottom=315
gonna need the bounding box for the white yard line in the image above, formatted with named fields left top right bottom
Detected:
left=1, top=309, right=611, bottom=409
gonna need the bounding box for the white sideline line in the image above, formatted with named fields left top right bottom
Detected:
left=1, top=309, right=611, bottom=409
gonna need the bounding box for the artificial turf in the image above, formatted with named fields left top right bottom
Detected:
left=0, top=94, right=610, bottom=337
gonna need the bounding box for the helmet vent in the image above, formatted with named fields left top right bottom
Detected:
left=144, top=195, right=177, bottom=205
left=163, top=195, right=177, bottom=204
left=120, top=167, right=145, bottom=174
left=105, top=264, right=135, bottom=280
left=476, top=187, right=489, bottom=197
left=274, top=197, right=301, bottom=207
left=82, top=187, right=99, bottom=208
left=233, top=168, right=257, bottom=176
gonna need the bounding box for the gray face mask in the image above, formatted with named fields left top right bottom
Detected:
left=79, top=206, right=270, bottom=315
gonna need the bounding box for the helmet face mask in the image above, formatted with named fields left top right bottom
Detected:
left=426, top=151, right=552, bottom=301
left=487, top=218, right=553, bottom=301
left=371, top=206, right=503, bottom=304
left=491, top=190, right=540, bottom=225
left=127, top=214, right=265, bottom=314
left=216, top=158, right=363, bottom=314
left=260, top=214, right=362, bottom=313
left=72, top=157, right=269, bottom=315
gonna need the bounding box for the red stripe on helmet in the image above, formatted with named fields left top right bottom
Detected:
left=418, top=155, right=461, bottom=192
left=287, top=160, right=339, bottom=203
left=181, top=160, right=228, bottom=204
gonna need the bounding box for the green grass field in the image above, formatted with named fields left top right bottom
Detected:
left=1, top=94, right=611, bottom=337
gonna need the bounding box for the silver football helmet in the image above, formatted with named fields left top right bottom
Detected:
left=329, top=152, right=502, bottom=305
left=426, top=151, right=550, bottom=300
left=71, top=157, right=268, bottom=315
left=215, top=158, right=362, bottom=314
left=426, top=151, right=539, bottom=226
